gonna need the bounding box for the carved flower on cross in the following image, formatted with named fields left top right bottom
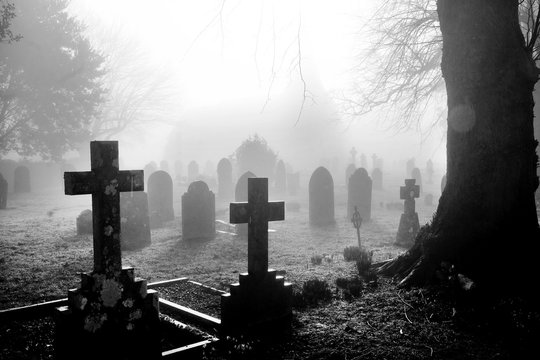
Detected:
left=84, top=313, right=107, bottom=333
left=104, top=225, right=114, bottom=236
left=100, top=278, right=122, bottom=307
left=122, top=298, right=134, bottom=308
left=104, top=179, right=119, bottom=196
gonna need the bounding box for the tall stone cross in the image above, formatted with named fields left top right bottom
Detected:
left=230, top=178, right=284, bottom=277
left=400, top=179, right=420, bottom=215
left=64, top=141, right=144, bottom=278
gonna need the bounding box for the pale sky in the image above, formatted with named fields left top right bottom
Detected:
left=66, top=0, right=446, bottom=174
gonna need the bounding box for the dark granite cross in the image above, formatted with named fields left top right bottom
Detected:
left=230, top=178, right=284, bottom=277
left=64, top=141, right=144, bottom=278
left=400, top=179, right=420, bottom=214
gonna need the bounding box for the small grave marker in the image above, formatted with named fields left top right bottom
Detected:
left=309, top=166, right=335, bottom=226
left=395, top=179, right=420, bottom=247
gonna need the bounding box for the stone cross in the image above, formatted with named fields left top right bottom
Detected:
left=64, top=141, right=144, bottom=278
left=230, top=178, right=284, bottom=277
left=400, top=178, right=420, bottom=215
left=351, top=206, right=362, bottom=248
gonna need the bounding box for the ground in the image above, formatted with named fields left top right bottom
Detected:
left=0, top=171, right=537, bottom=359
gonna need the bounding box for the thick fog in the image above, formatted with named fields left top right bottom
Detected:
left=9, top=0, right=447, bottom=178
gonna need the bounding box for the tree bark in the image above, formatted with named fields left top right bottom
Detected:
left=379, top=0, right=540, bottom=293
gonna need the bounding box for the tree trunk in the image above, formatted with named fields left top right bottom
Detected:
left=379, top=0, right=540, bottom=293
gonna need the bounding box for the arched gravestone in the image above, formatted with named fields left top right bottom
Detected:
left=345, top=163, right=356, bottom=186
left=14, top=166, right=31, bottom=193
left=148, top=170, right=175, bottom=223
left=187, top=160, right=199, bottom=183
left=309, top=166, right=335, bottom=226
left=120, top=192, right=152, bottom=249
left=348, top=168, right=372, bottom=221
left=0, top=172, right=8, bottom=209
left=235, top=171, right=256, bottom=235
left=411, top=167, right=422, bottom=194
left=181, top=181, right=215, bottom=240
left=274, top=160, right=286, bottom=195
left=217, top=158, right=233, bottom=202
left=441, top=174, right=447, bottom=194
left=372, top=168, right=383, bottom=190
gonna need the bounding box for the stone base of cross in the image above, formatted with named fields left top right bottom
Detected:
left=221, top=178, right=292, bottom=333
left=395, top=179, right=420, bottom=247
left=54, top=141, right=161, bottom=359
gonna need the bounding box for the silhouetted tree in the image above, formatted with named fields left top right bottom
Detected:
left=235, top=134, right=277, bottom=179
left=0, top=0, right=105, bottom=160
left=378, top=0, right=540, bottom=295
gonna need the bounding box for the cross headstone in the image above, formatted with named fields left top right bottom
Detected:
left=0, top=172, right=7, bottom=209
left=64, top=141, right=144, bottom=277
left=230, top=178, right=284, bottom=276
left=351, top=206, right=362, bottom=248
left=57, top=141, right=160, bottom=359
left=395, top=179, right=420, bottom=247
left=14, top=165, right=31, bottom=193
left=222, top=177, right=292, bottom=332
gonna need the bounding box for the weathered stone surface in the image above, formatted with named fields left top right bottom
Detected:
left=58, top=141, right=160, bottom=359
left=143, top=161, right=157, bottom=184
left=217, top=158, right=233, bottom=202
left=309, top=166, right=335, bottom=226
left=347, top=168, right=372, bottom=221
left=148, top=170, right=175, bottom=224
left=395, top=179, right=420, bottom=247
left=181, top=180, right=215, bottom=240
left=372, top=168, right=383, bottom=190
left=14, top=166, right=31, bottom=193
left=0, top=172, right=7, bottom=209
left=223, top=178, right=291, bottom=333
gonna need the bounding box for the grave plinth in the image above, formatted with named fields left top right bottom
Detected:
left=222, top=178, right=292, bottom=333
left=395, top=178, right=420, bottom=247
left=55, top=141, right=161, bottom=359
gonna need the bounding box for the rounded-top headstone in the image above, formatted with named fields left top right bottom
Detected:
left=309, top=166, right=335, bottom=226
left=14, top=165, right=31, bottom=193
left=148, top=170, right=175, bottom=223
left=188, top=180, right=210, bottom=193
left=348, top=167, right=372, bottom=220
left=182, top=180, right=215, bottom=240
left=235, top=171, right=256, bottom=202
left=217, top=158, right=233, bottom=201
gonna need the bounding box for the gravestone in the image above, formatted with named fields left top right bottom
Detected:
left=426, top=159, right=434, bottom=184
left=76, top=209, right=93, bottom=235
left=143, top=161, right=157, bottom=184
left=181, top=181, right=215, bottom=240
left=148, top=170, right=175, bottom=225
left=235, top=171, right=256, bottom=236
left=120, top=191, right=151, bottom=249
left=411, top=167, right=422, bottom=193
left=56, top=141, right=161, bottom=359
left=395, top=179, right=420, bottom=247
left=309, top=166, right=335, bottom=226
left=160, top=160, right=169, bottom=172
left=441, top=174, right=447, bottom=193
left=274, top=160, right=287, bottom=195
left=222, top=178, right=291, bottom=332
left=406, top=158, right=415, bottom=177
left=14, top=166, right=31, bottom=193
left=187, top=160, right=199, bottom=183
left=424, top=193, right=434, bottom=206
left=286, top=172, right=300, bottom=196
left=345, top=163, right=356, bottom=186
left=372, top=168, right=383, bottom=190
left=217, top=158, right=234, bottom=202
left=0, top=172, right=7, bottom=209
left=348, top=168, right=372, bottom=221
